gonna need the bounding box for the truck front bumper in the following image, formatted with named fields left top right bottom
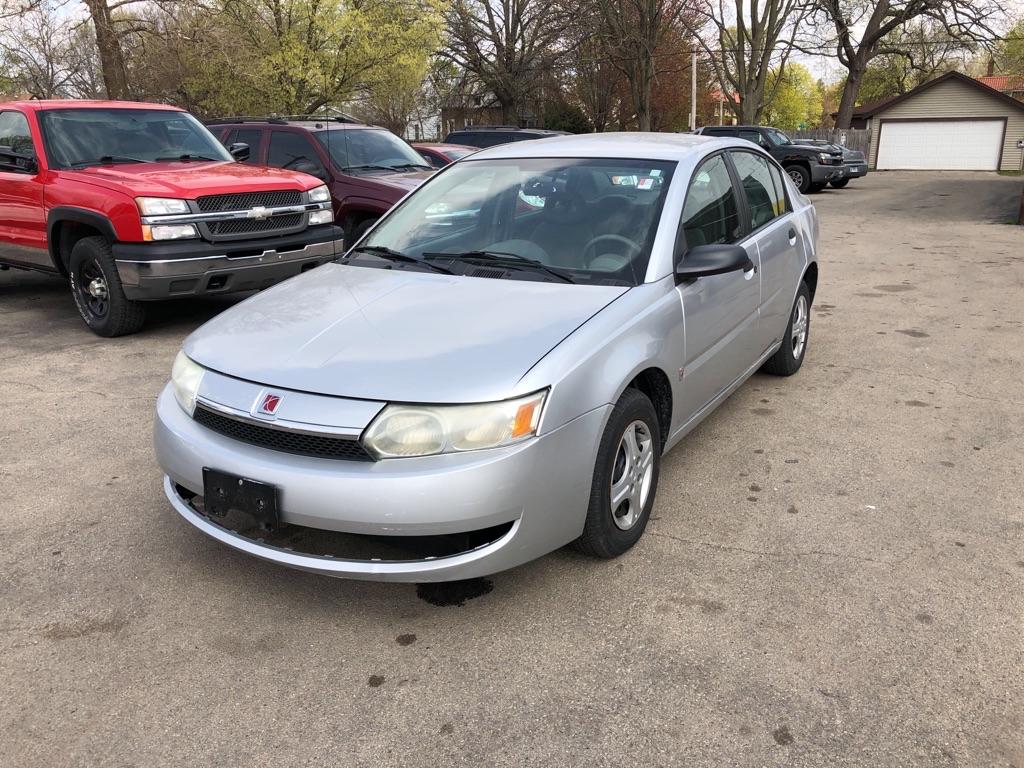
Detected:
left=811, top=163, right=845, bottom=184
left=113, top=225, right=344, bottom=300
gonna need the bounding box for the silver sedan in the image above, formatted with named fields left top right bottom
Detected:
left=155, top=132, right=819, bottom=581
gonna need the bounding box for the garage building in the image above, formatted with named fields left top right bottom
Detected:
left=852, top=72, right=1024, bottom=172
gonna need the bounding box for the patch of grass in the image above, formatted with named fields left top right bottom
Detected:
left=997, top=170, right=1023, bottom=176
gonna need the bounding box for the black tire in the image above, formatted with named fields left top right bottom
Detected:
left=346, top=218, right=378, bottom=250
left=808, top=182, right=827, bottom=193
left=784, top=164, right=811, bottom=194
left=574, top=388, right=662, bottom=559
left=830, top=177, right=850, bottom=189
left=761, top=281, right=810, bottom=376
left=68, top=236, right=145, bottom=337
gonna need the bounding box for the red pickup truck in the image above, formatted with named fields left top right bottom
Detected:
left=0, top=100, right=343, bottom=336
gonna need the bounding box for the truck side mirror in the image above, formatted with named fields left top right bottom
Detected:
left=228, top=142, right=250, bottom=162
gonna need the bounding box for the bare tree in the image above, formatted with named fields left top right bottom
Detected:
left=444, top=0, right=568, bottom=124
left=690, top=0, right=811, bottom=124
left=815, top=0, right=1005, bottom=128
left=589, top=0, right=698, bottom=131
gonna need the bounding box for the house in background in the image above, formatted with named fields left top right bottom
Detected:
left=848, top=71, right=1024, bottom=171
left=976, top=75, right=1024, bottom=101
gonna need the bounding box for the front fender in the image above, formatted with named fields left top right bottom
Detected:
left=521, top=278, right=683, bottom=437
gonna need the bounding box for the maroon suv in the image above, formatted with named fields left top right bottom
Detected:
left=208, top=117, right=434, bottom=245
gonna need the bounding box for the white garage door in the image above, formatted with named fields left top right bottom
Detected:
left=877, top=120, right=1004, bottom=170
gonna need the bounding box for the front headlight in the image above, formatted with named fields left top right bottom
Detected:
left=818, top=152, right=830, bottom=164
left=308, top=185, right=331, bottom=203
left=143, top=224, right=198, bottom=241
left=137, top=197, right=190, bottom=216
left=308, top=209, right=333, bottom=226
left=171, top=351, right=205, bottom=416
left=362, top=391, right=547, bottom=458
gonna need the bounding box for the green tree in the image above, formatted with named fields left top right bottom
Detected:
left=994, top=19, right=1024, bottom=75
left=762, top=62, right=822, bottom=130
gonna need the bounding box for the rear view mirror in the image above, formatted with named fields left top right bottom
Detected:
left=675, top=244, right=753, bottom=280
left=228, top=142, right=250, bottom=162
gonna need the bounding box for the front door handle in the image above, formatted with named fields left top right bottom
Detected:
left=787, top=228, right=797, bottom=245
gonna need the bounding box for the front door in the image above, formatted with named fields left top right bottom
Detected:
left=674, top=153, right=760, bottom=423
left=0, top=110, right=48, bottom=269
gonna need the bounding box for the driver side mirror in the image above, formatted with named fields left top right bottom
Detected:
left=228, top=142, right=250, bottom=162
left=675, top=244, right=753, bottom=280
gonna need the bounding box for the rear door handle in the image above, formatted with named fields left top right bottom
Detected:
left=787, top=228, right=797, bottom=245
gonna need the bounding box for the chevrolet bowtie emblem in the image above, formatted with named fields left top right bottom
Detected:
left=247, top=206, right=271, bottom=220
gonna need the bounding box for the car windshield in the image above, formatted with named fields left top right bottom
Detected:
left=353, top=157, right=676, bottom=286
left=38, top=109, right=231, bottom=168
left=314, top=128, right=429, bottom=172
left=765, top=128, right=792, bottom=146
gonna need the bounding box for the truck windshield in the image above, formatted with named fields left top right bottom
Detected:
left=314, top=128, right=431, bottom=172
left=765, top=128, right=792, bottom=146
left=352, top=157, right=676, bottom=286
left=38, top=109, right=232, bottom=169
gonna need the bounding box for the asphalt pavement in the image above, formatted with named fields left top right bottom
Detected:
left=2, top=171, right=1022, bottom=767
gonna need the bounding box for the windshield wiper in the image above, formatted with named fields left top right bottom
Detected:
left=345, top=245, right=454, bottom=274
left=343, top=164, right=399, bottom=172
left=390, top=163, right=433, bottom=171
left=68, top=155, right=150, bottom=168
left=423, top=250, right=575, bottom=283
left=156, top=153, right=221, bottom=162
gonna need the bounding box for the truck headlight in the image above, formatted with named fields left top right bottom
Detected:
left=362, top=391, right=547, bottom=458
left=171, top=351, right=205, bottom=416
left=818, top=152, right=830, bottom=164
left=137, top=197, right=190, bottom=216
left=308, top=209, right=333, bottom=226
left=143, top=224, right=198, bottom=241
left=308, top=185, right=331, bottom=203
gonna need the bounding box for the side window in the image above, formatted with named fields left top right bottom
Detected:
left=0, top=111, right=36, bottom=170
left=730, top=151, right=786, bottom=230
left=766, top=161, right=790, bottom=215
left=680, top=154, right=742, bottom=248
left=268, top=130, right=325, bottom=176
left=738, top=130, right=767, bottom=149
left=228, top=128, right=262, bottom=163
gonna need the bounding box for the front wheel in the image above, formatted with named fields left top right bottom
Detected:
left=68, top=236, right=145, bottom=337
left=830, top=177, right=850, bottom=189
left=761, top=281, right=810, bottom=376
left=574, top=388, right=661, bottom=559
left=784, top=164, right=811, bottom=194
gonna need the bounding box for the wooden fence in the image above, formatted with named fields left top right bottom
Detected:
left=791, top=128, right=871, bottom=154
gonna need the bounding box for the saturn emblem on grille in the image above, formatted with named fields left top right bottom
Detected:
left=247, top=206, right=271, bottom=220
left=256, top=392, right=283, bottom=416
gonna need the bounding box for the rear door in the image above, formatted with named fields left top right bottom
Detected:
left=0, top=110, right=49, bottom=270
left=674, top=153, right=760, bottom=421
left=728, top=150, right=802, bottom=354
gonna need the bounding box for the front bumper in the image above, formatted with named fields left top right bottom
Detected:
left=811, top=163, right=845, bottom=183
left=113, top=225, right=344, bottom=300
left=843, top=162, right=869, bottom=179
left=154, top=385, right=610, bottom=581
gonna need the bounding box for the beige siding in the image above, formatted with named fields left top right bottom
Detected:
left=867, top=78, right=1024, bottom=171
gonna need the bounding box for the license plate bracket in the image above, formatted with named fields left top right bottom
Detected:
left=203, top=467, right=280, bottom=533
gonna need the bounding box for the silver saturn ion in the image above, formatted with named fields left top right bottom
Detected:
left=155, top=133, right=818, bottom=582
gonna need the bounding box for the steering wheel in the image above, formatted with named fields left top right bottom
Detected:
left=582, top=234, right=641, bottom=270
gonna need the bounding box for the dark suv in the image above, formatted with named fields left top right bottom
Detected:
left=208, top=117, right=434, bottom=245
left=695, top=125, right=845, bottom=193
left=443, top=126, right=568, bottom=149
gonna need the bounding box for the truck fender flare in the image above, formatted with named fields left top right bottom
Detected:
left=47, top=207, right=118, bottom=274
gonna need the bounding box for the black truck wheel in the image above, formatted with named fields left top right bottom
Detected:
left=68, top=236, right=145, bottom=337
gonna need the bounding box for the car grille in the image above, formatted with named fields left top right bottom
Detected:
left=207, top=214, right=303, bottom=237
left=194, top=406, right=374, bottom=461
left=197, top=190, right=302, bottom=213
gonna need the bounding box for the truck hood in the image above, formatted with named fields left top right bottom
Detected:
left=365, top=170, right=433, bottom=194
left=58, top=160, right=320, bottom=198
left=184, top=263, right=628, bottom=403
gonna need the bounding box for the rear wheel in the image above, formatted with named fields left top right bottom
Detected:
left=761, top=281, right=810, bottom=376
left=574, top=388, right=661, bottom=559
left=346, top=218, right=378, bottom=250
left=784, top=164, right=811, bottom=194
left=830, top=177, right=850, bottom=189
left=68, top=236, right=145, bottom=337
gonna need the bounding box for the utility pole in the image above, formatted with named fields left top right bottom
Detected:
left=690, top=47, right=697, bottom=131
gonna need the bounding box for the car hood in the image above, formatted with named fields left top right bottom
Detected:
left=59, top=160, right=320, bottom=198
left=367, top=170, right=433, bottom=193
left=184, top=264, right=628, bottom=403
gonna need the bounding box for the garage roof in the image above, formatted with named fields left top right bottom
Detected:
left=849, top=71, right=1024, bottom=119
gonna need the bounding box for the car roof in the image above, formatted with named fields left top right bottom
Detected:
left=3, top=99, right=184, bottom=112
left=449, top=126, right=566, bottom=135
left=464, top=131, right=738, bottom=162
left=415, top=142, right=475, bottom=150
left=206, top=117, right=382, bottom=131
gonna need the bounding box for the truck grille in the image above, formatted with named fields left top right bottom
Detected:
left=208, top=214, right=304, bottom=237
left=197, top=190, right=302, bottom=212
left=194, top=406, right=374, bottom=461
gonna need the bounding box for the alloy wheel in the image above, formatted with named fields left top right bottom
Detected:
left=791, top=294, right=808, bottom=359
left=609, top=420, right=654, bottom=530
